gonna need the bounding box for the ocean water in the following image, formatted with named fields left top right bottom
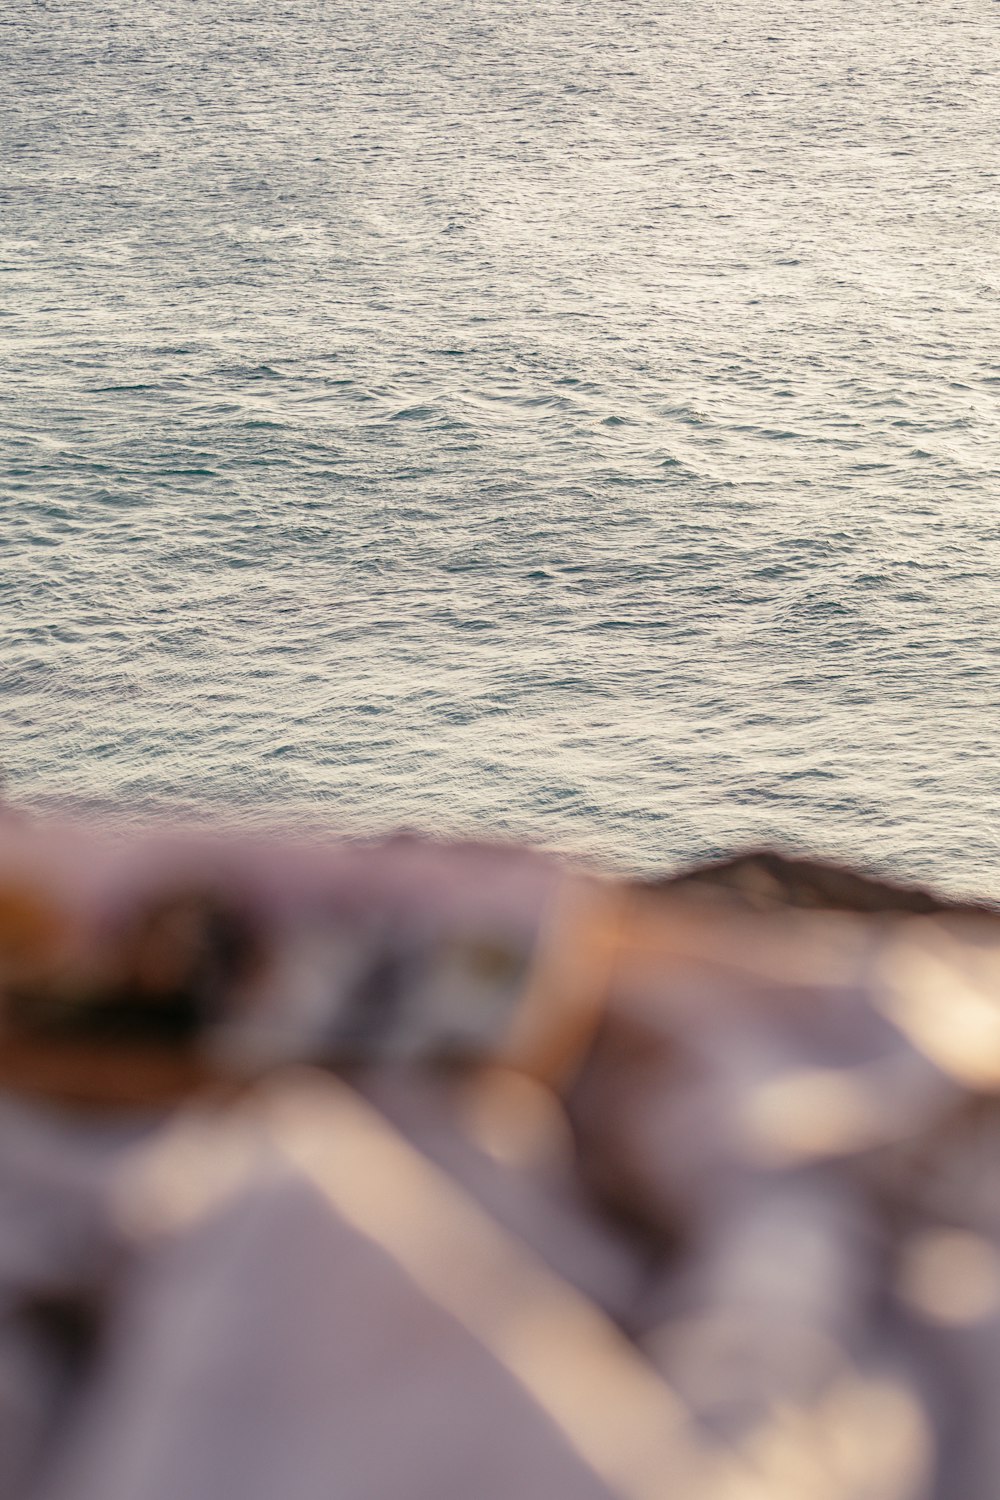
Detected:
left=3, top=0, right=1000, bottom=894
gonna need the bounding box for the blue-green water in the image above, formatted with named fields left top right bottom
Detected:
left=3, top=0, right=1000, bottom=892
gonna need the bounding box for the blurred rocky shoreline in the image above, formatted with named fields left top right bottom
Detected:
left=654, top=847, right=1000, bottom=915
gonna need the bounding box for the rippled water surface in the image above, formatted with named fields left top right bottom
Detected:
left=3, top=0, right=1000, bottom=891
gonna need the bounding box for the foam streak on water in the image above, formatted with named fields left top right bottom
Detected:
left=2, top=0, right=999, bottom=892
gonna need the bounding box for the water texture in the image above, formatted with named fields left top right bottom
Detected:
left=2, top=0, right=999, bottom=892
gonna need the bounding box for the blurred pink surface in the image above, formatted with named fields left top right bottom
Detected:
left=2, top=820, right=1000, bottom=1499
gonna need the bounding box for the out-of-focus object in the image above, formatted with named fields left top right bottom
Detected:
left=1, top=818, right=1000, bottom=1500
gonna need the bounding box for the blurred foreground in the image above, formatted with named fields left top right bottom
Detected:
left=2, top=819, right=1000, bottom=1499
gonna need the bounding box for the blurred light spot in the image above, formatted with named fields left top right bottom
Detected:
left=897, top=1229, right=1000, bottom=1325
left=741, top=1067, right=883, bottom=1163
left=461, top=1066, right=573, bottom=1170
left=729, top=1371, right=931, bottom=1500
left=878, top=931, right=1000, bottom=1088
left=820, top=1373, right=931, bottom=1500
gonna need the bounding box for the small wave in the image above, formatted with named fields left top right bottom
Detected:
left=389, top=405, right=439, bottom=421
